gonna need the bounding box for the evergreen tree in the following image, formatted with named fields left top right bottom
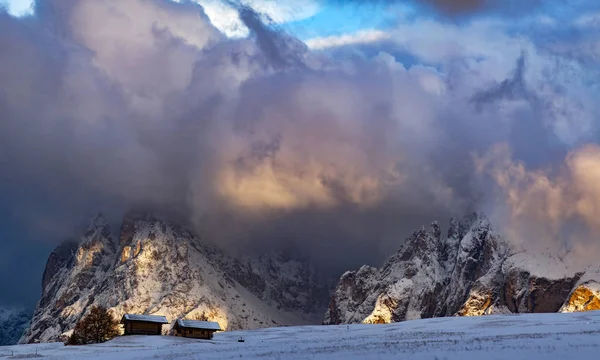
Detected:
left=67, top=306, right=120, bottom=345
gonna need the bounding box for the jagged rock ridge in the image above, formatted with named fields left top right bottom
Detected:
left=21, top=212, right=331, bottom=343
left=324, top=213, right=600, bottom=324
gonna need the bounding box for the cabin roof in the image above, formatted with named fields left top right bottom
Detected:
left=176, top=319, right=221, bottom=331
left=121, top=314, right=169, bottom=324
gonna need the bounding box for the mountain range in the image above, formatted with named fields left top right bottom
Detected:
left=324, top=213, right=600, bottom=324
left=16, top=212, right=600, bottom=344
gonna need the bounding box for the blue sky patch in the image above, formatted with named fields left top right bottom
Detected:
left=1, top=0, right=34, bottom=17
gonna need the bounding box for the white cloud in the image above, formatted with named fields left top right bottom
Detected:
left=241, top=0, right=319, bottom=24
left=193, top=0, right=249, bottom=37
left=3, top=0, right=600, bottom=280
left=304, top=29, right=391, bottom=50
left=306, top=15, right=599, bottom=146
left=477, top=144, right=600, bottom=268
left=192, top=0, right=320, bottom=38
left=67, top=0, right=223, bottom=117
left=574, top=11, right=600, bottom=28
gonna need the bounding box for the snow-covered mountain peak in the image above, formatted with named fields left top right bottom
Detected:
left=456, top=212, right=487, bottom=238
left=325, top=212, right=600, bottom=324
left=22, top=212, right=331, bottom=343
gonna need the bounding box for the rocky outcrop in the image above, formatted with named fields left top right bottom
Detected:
left=325, top=213, right=600, bottom=324
left=561, top=284, right=600, bottom=312
left=22, top=212, right=331, bottom=343
left=324, top=221, right=451, bottom=325
left=443, top=215, right=508, bottom=316
left=560, top=269, right=600, bottom=313
left=502, top=268, right=581, bottom=313
left=41, top=240, right=78, bottom=292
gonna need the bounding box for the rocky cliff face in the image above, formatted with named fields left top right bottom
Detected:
left=21, top=212, right=330, bottom=343
left=324, top=213, right=600, bottom=324
left=559, top=268, right=600, bottom=313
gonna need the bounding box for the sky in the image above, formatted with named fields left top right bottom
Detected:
left=0, top=0, right=600, bottom=309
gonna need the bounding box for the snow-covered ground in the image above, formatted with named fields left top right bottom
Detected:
left=2, top=311, right=599, bottom=359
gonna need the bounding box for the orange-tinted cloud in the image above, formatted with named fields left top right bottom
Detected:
left=477, top=144, right=600, bottom=269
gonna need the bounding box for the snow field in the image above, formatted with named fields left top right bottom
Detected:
left=2, top=310, right=599, bottom=359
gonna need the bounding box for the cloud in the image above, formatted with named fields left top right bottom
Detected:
left=574, top=11, right=600, bottom=28
left=191, top=0, right=320, bottom=38
left=316, top=17, right=599, bottom=146
left=0, top=0, right=462, bottom=269
left=1, top=0, right=600, bottom=307
left=476, top=144, right=600, bottom=270
left=305, top=29, right=391, bottom=50
left=236, top=5, right=309, bottom=69
left=240, top=0, right=320, bottom=23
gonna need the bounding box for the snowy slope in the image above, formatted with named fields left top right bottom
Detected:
left=21, top=212, right=330, bottom=343
left=3, top=311, right=600, bottom=359
left=326, top=213, right=600, bottom=324
left=0, top=306, right=30, bottom=345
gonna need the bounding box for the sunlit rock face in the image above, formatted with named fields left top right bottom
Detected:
left=21, top=212, right=331, bottom=343
left=561, top=285, right=600, bottom=312
left=457, top=290, right=495, bottom=316
left=325, top=213, right=600, bottom=325
left=560, top=270, right=600, bottom=313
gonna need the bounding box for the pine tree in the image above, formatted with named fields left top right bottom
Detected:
left=67, top=306, right=120, bottom=345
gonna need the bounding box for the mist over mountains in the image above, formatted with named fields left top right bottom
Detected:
left=17, top=210, right=600, bottom=345
left=1, top=0, right=599, bottom=310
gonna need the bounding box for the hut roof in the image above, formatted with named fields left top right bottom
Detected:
left=176, top=319, right=221, bottom=331
left=121, top=314, right=169, bottom=324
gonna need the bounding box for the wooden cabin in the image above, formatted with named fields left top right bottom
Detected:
left=172, top=319, right=221, bottom=339
left=120, top=314, right=169, bottom=336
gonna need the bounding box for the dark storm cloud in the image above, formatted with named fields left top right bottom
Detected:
left=236, top=4, right=308, bottom=70
left=1, top=0, right=599, bottom=307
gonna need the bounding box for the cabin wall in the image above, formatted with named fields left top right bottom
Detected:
left=174, top=328, right=215, bottom=339
left=123, top=321, right=163, bottom=335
